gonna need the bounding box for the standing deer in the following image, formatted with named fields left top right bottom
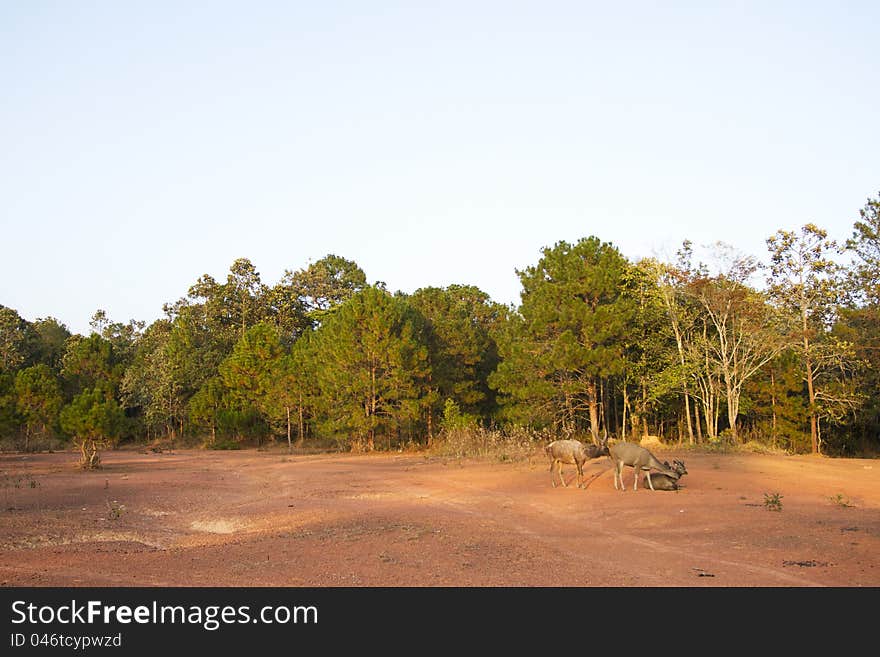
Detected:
left=608, top=441, right=680, bottom=491
left=546, top=434, right=609, bottom=489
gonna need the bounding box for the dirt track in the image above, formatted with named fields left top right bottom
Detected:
left=1, top=448, right=878, bottom=587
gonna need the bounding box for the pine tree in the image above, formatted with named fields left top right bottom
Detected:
left=491, top=237, right=634, bottom=441
left=309, top=287, right=428, bottom=450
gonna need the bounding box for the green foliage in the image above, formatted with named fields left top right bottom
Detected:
left=0, top=306, right=37, bottom=373
left=121, top=320, right=181, bottom=439
left=409, top=285, right=503, bottom=437
left=61, top=334, right=119, bottom=393
left=763, top=492, right=784, bottom=512
left=30, top=317, right=71, bottom=370
left=283, top=254, right=367, bottom=327
left=14, top=364, right=63, bottom=450
left=220, top=322, right=283, bottom=408
left=846, top=192, right=880, bottom=305
left=60, top=386, right=125, bottom=442
left=308, top=286, right=429, bottom=450
left=3, top=198, right=880, bottom=457
left=0, top=372, right=20, bottom=440
left=59, top=386, right=125, bottom=468
left=187, top=376, right=227, bottom=445
left=742, top=350, right=809, bottom=452
left=490, top=237, right=634, bottom=437
left=440, top=398, right=477, bottom=432
left=264, top=337, right=318, bottom=450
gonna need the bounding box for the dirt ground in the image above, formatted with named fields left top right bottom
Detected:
left=1, top=447, right=878, bottom=587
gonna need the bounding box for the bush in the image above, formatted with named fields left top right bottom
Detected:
left=430, top=425, right=551, bottom=462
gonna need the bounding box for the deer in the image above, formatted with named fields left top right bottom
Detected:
left=645, top=459, right=688, bottom=491
left=545, top=433, right=609, bottom=489
left=608, top=441, right=681, bottom=491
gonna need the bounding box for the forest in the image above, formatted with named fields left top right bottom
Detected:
left=2, top=193, right=878, bottom=464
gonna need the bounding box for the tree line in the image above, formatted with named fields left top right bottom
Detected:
left=2, top=194, right=878, bottom=463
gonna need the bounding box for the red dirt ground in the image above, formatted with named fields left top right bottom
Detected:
left=1, top=447, right=878, bottom=587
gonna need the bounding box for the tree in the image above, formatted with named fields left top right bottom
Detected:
left=188, top=376, right=228, bottom=446
left=225, top=258, right=267, bottom=337
left=120, top=320, right=187, bottom=442
left=31, top=317, right=71, bottom=371
left=0, top=306, right=36, bottom=373
left=219, top=322, right=284, bottom=444
left=171, top=258, right=269, bottom=360
left=266, top=337, right=317, bottom=452
left=690, top=248, right=786, bottom=442
left=14, top=364, right=63, bottom=451
left=409, top=285, right=503, bottom=444
left=846, top=192, right=880, bottom=305
left=89, top=310, right=144, bottom=367
left=61, top=333, right=119, bottom=394
left=767, top=224, right=849, bottom=454
left=309, top=287, right=428, bottom=450
left=622, top=259, right=679, bottom=440
left=835, top=196, right=880, bottom=452
left=650, top=241, right=707, bottom=443
left=490, top=237, right=634, bottom=441
left=283, top=254, right=367, bottom=326
left=743, top=350, right=809, bottom=450
left=59, top=386, right=125, bottom=469
left=0, top=372, right=18, bottom=438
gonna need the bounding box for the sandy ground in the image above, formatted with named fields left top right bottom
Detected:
left=0, top=447, right=878, bottom=587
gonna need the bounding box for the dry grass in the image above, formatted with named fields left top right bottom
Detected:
left=429, top=426, right=551, bottom=462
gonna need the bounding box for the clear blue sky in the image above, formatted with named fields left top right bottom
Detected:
left=2, top=1, right=878, bottom=335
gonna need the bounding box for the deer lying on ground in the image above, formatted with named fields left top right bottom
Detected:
left=546, top=434, right=610, bottom=489
left=608, top=441, right=681, bottom=491
left=646, top=459, right=688, bottom=491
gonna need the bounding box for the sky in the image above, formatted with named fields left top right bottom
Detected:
left=1, top=1, right=878, bottom=335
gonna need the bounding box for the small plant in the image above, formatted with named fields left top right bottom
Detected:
left=763, top=492, right=784, bottom=512
left=106, top=499, right=126, bottom=520
left=828, top=493, right=854, bottom=508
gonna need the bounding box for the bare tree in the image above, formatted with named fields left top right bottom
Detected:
left=689, top=245, right=787, bottom=442
left=766, top=224, right=852, bottom=454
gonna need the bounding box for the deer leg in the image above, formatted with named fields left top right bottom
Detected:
left=577, top=460, right=585, bottom=489
left=550, top=459, right=557, bottom=487
left=646, top=471, right=655, bottom=491
left=558, top=461, right=567, bottom=487
left=632, top=467, right=638, bottom=491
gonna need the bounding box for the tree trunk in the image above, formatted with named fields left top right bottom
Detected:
left=770, top=367, right=778, bottom=447
left=725, top=378, right=739, bottom=443
left=586, top=379, right=600, bottom=443
left=611, top=383, right=619, bottom=436
left=600, top=378, right=609, bottom=436
left=286, top=405, right=292, bottom=454
left=804, top=341, right=819, bottom=455
left=673, top=327, right=695, bottom=444
left=297, top=404, right=305, bottom=448
left=683, top=388, right=694, bottom=445
left=426, top=405, right=433, bottom=448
